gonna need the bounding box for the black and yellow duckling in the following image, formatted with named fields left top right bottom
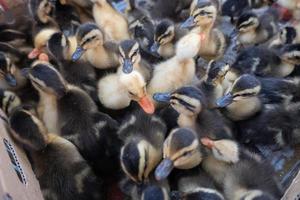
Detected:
left=151, top=19, right=187, bottom=59
left=236, top=8, right=279, bottom=46
left=118, top=39, right=152, bottom=81
left=200, top=138, right=283, bottom=199
left=47, top=32, right=98, bottom=101
left=0, top=51, right=27, bottom=90
left=9, top=108, right=105, bottom=200
left=0, top=89, right=21, bottom=115
left=23, top=61, right=121, bottom=176
left=269, top=26, right=298, bottom=49
left=154, top=86, right=232, bottom=139
left=119, top=110, right=167, bottom=183
left=197, top=60, right=230, bottom=108
left=222, top=0, right=274, bottom=22
left=92, top=0, right=130, bottom=41
left=98, top=69, right=155, bottom=114
left=155, top=128, right=205, bottom=181
left=181, top=0, right=227, bottom=60
left=226, top=44, right=300, bottom=82
left=72, top=23, right=119, bottom=69
left=170, top=167, right=225, bottom=200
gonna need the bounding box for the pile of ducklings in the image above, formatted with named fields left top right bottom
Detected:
left=2, top=0, right=300, bottom=199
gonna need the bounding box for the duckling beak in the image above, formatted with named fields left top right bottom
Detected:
left=28, top=48, right=42, bottom=59
left=5, top=74, right=17, bottom=87
left=181, top=16, right=195, bottom=29
left=153, top=93, right=171, bottom=103
left=150, top=42, right=160, bottom=54
left=72, top=47, right=85, bottom=61
left=201, top=137, right=215, bottom=149
left=138, top=95, right=155, bottom=114
left=123, top=59, right=134, bottom=74
left=216, top=93, right=233, bottom=108
left=155, top=158, right=174, bottom=181
left=112, top=0, right=128, bottom=14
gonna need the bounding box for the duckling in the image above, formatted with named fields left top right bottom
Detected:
left=147, top=37, right=197, bottom=98
left=47, top=32, right=98, bottom=101
left=0, top=52, right=27, bottom=91
left=153, top=86, right=232, bottom=139
left=155, top=128, right=204, bottom=181
left=151, top=19, right=187, bottom=59
left=72, top=23, right=119, bottom=69
left=277, top=0, right=300, bottom=20
left=118, top=39, right=152, bottom=81
left=8, top=108, right=105, bottom=200
left=236, top=8, right=279, bottom=46
left=227, top=45, right=300, bottom=82
left=92, top=0, right=130, bottom=41
left=224, top=159, right=283, bottom=200
left=200, top=138, right=283, bottom=198
left=98, top=70, right=155, bottom=114
left=197, top=60, right=230, bottom=108
left=0, top=89, right=21, bottom=115
left=24, top=61, right=121, bottom=175
left=181, top=0, right=227, bottom=60
left=269, top=26, right=298, bottom=49
left=170, top=167, right=225, bottom=200
left=119, top=110, right=167, bottom=183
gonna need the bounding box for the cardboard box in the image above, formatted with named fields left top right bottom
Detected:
left=0, top=109, right=44, bottom=200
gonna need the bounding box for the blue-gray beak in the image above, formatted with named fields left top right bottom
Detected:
left=122, top=59, right=134, bottom=74
left=72, top=47, right=85, bottom=61
left=155, top=158, right=174, bottom=181
left=150, top=42, right=160, bottom=53
left=112, top=1, right=128, bottom=14
left=153, top=93, right=171, bottom=103
left=181, top=16, right=195, bottom=29
left=5, top=74, right=17, bottom=87
left=216, top=93, right=234, bottom=108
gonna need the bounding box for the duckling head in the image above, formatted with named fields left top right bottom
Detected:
left=216, top=74, right=261, bottom=108
left=142, top=184, right=170, bottom=200
left=24, top=61, right=67, bottom=98
left=151, top=19, right=175, bottom=54
left=239, top=190, right=276, bottom=200
left=280, top=26, right=297, bottom=45
left=0, top=52, right=17, bottom=87
left=181, top=0, right=217, bottom=29
left=280, top=43, right=300, bottom=65
left=28, top=28, right=58, bottom=59
left=47, top=32, right=69, bottom=61
left=121, top=138, right=158, bottom=183
left=155, top=128, right=203, bottom=181
left=9, top=108, right=48, bottom=152
left=0, top=89, right=21, bottom=115
left=119, top=71, right=155, bottom=114
left=154, top=86, right=206, bottom=117
left=72, top=23, right=104, bottom=61
left=236, top=12, right=259, bottom=33
left=205, top=60, right=230, bottom=86
left=201, top=137, right=240, bottom=163
left=29, top=0, right=55, bottom=23
left=119, top=40, right=141, bottom=74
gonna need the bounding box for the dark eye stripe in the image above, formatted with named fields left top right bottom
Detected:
left=171, top=96, right=196, bottom=111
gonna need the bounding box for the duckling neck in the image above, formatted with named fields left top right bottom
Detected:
left=177, top=114, right=197, bottom=129
left=37, top=91, right=60, bottom=134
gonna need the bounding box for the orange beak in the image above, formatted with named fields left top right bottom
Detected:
left=201, top=137, right=215, bottom=149
left=138, top=95, right=155, bottom=114
left=28, top=48, right=42, bottom=59
left=38, top=53, right=49, bottom=62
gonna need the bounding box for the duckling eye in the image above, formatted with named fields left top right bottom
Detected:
left=182, top=151, right=192, bottom=157
left=128, top=91, right=135, bottom=96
